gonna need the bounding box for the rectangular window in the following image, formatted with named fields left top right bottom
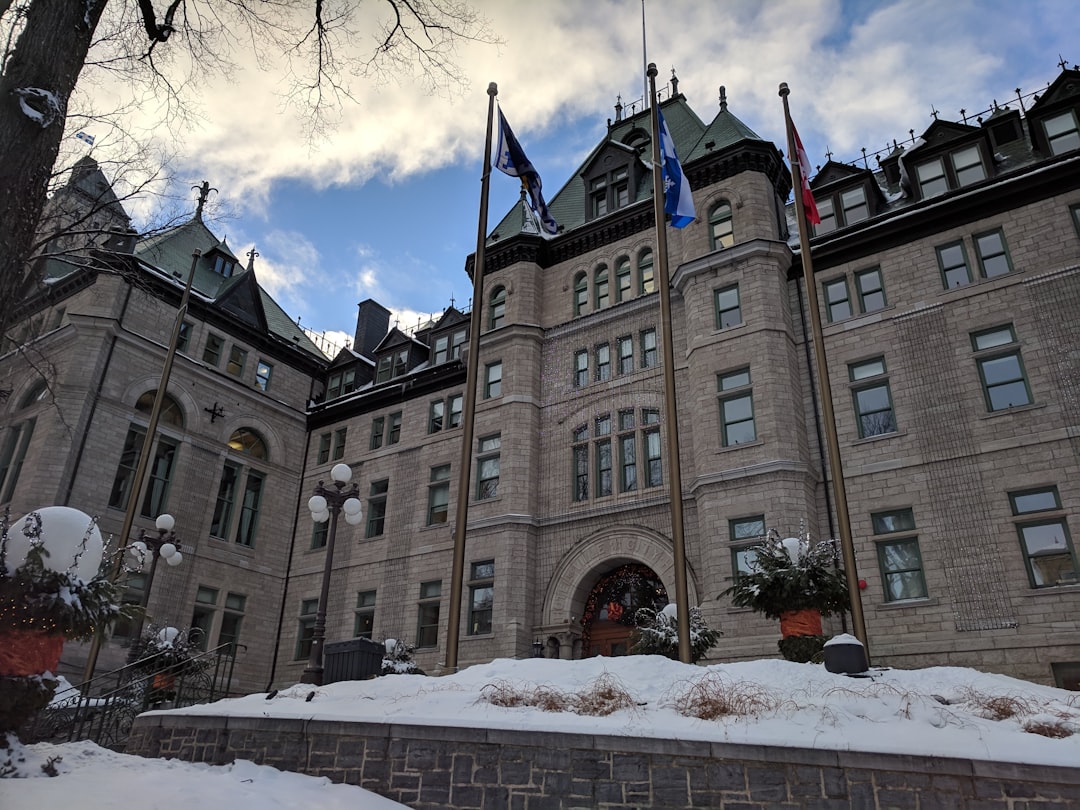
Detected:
left=427, top=464, right=450, bottom=525
left=370, top=417, right=384, bottom=450
left=574, top=350, right=588, bottom=387
left=1072, top=203, right=1080, bottom=239
left=477, top=434, right=501, bottom=500
left=448, top=394, right=463, bottom=428
left=450, top=329, right=467, bottom=361
left=217, top=592, right=246, bottom=651
left=375, top=355, right=392, bottom=384
left=572, top=425, right=589, bottom=502
left=484, top=361, right=502, bottom=398
left=387, top=412, right=402, bottom=445
left=317, top=432, right=331, bottom=464
left=594, top=414, right=612, bottom=498
left=366, top=479, right=389, bottom=538
left=718, top=369, right=755, bottom=446
left=641, top=329, right=657, bottom=368
left=255, top=360, right=273, bottom=391
left=595, top=343, right=611, bottom=382
left=916, top=156, right=947, bottom=198
left=203, top=333, right=224, bottom=366
left=108, top=426, right=144, bottom=510
left=428, top=399, right=445, bottom=433
left=392, top=349, right=408, bottom=378
left=973, top=228, right=1012, bottom=278
left=841, top=186, right=869, bottom=225
left=433, top=335, right=450, bottom=365
left=714, top=285, right=742, bottom=329
left=354, top=590, right=376, bottom=638
left=849, top=358, right=897, bottom=438
left=332, top=427, right=347, bottom=460
left=210, top=462, right=240, bottom=539
left=416, top=580, right=442, bottom=647
left=730, top=515, right=766, bottom=540
left=872, top=508, right=928, bottom=602
left=235, top=470, right=264, bottom=547
left=190, top=586, right=219, bottom=651
left=616, top=419, right=637, bottom=495
left=643, top=427, right=662, bottom=488
left=823, top=277, right=852, bottom=322
left=729, top=517, right=766, bottom=582
left=1044, top=110, right=1080, bottom=156
left=615, top=260, right=632, bottom=302
left=617, top=336, right=633, bottom=375
left=951, top=144, right=986, bottom=187
left=226, top=345, right=247, bottom=378
left=971, top=325, right=1032, bottom=411
left=815, top=197, right=837, bottom=235
left=0, top=418, right=35, bottom=504
left=142, top=436, right=178, bottom=518
left=327, top=372, right=342, bottom=400
left=639, top=254, right=655, bottom=294
left=311, top=521, right=328, bottom=549
left=854, top=267, right=886, bottom=313
left=937, top=241, right=971, bottom=289
left=468, top=561, right=494, bottom=636
left=176, top=321, right=193, bottom=354
left=295, top=598, right=319, bottom=660
left=1010, top=486, right=1077, bottom=588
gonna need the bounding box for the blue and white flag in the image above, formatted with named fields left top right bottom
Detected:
left=75, top=131, right=95, bottom=146
left=657, top=108, right=695, bottom=228
left=494, top=109, right=558, bottom=236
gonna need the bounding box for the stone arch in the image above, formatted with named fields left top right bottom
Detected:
left=216, top=415, right=284, bottom=464
left=541, top=524, right=700, bottom=628
left=119, top=377, right=196, bottom=433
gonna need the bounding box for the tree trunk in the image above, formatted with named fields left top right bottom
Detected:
left=0, top=0, right=109, bottom=340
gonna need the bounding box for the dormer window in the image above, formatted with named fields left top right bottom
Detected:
left=375, top=348, right=409, bottom=383
left=915, top=143, right=987, bottom=199
left=212, top=254, right=235, bottom=277
left=590, top=167, right=630, bottom=218
left=433, top=327, right=467, bottom=364
left=813, top=185, right=870, bottom=236
left=1045, top=110, right=1080, bottom=155
left=326, top=367, right=357, bottom=400
left=840, top=187, right=869, bottom=225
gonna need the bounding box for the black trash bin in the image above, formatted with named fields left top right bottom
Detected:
left=323, top=637, right=384, bottom=683
left=823, top=634, right=868, bottom=675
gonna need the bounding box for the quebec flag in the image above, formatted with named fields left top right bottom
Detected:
left=75, top=131, right=95, bottom=146
left=494, top=109, right=559, bottom=236
left=657, top=108, right=695, bottom=228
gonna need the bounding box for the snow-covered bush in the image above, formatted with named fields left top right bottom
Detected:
left=381, top=638, right=425, bottom=676
left=630, top=603, right=721, bottom=663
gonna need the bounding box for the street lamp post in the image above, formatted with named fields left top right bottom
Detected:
left=125, top=513, right=183, bottom=664
left=301, top=463, right=362, bottom=686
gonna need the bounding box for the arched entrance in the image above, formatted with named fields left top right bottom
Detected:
left=581, top=564, right=667, bottom=657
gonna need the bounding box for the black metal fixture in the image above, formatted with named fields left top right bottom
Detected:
left=125, top=514, right=183, bottom=663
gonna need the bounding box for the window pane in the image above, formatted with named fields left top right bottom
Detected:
left=1012, top=489, right=1058, bottom=514
left=952, top=145, right=985, bottom=187
left=718, top=369, right=750, bottom=391
left=841, top=187, right=869, bottom=224
left=1020, top=521, right=1076, bottom=587
left=972, top=327, right=1014, bottom=351
left=731, top=516, right=765, bottom=539
left=938, top=242, right=970, bottom=288
left=917, top=157, right=947, bottom=197
left=872, top=509, right=916, bottom=534
left=855, top=268, right=886, bottom=312
left=975, top=230, right=1011, bottom=278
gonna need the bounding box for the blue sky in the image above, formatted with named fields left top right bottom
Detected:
left=73, top=1, right=1080, bottom=352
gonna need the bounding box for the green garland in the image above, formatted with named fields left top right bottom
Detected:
left=0, top=544, right=132, bottom=641
left=721, top=531, right=849, bottom=621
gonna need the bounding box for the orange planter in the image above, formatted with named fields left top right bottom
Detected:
left=778, top=608, right=823, bottom=638
left=0, top=630, right=65, bottom=676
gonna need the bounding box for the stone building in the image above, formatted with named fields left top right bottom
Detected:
left=3, top=67, right=1079, bottom=692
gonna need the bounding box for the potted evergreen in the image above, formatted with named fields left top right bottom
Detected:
left=629, top=603, right=722, bottom=663
left=721, top=528, right=849, bottom=663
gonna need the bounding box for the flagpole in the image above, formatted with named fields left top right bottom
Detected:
left=641, top=0, right=648, bottom=110
left=779, top=82, right=870, bottom=660
left=647, top=63, right=692, bottom=664
left=445, top=82, right=498, bottom=673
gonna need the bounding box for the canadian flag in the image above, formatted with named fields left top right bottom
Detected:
left=792, top=124, right=820, bottom=225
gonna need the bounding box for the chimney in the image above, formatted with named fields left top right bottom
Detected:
left=354, top=299, right=391, bottom=359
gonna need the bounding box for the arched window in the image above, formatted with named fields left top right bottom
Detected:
left=0, top=383, right=47, bottom=502
left=709, top=201, right=734, bottom=250
left=638, top=250, right=655, bottom=295
left=20, top=382, right=47, bottom=409
left=614, top=257, right=632, bottom=303
left=229, top=428, right=268, bottom=460
left=488, top=286, right=506, bottom=331
left=135, top=390, right=185, bottom=428
left=573, top=272, right=588, bottom=316
left=594, top=265, right=610, bottom=310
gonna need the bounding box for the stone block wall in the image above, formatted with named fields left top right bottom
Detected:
left=128, top=713, right=1080, bottom=809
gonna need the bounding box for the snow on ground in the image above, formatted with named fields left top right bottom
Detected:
left=4, top=656, right=1079, bottom=808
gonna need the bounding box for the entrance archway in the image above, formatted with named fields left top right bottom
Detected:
left=581, top=564, right=667, bottom=657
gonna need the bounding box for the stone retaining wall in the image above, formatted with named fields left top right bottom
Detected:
left=127, top=713, right=1080, bottom=809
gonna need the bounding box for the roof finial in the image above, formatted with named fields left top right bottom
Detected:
left=1059, top=54, right=1069, bottom=71
left=670, top=67, right=678, bottom=96
left=192, top=181, right=217, bottom=222
left=718, top=85, right=727, bottom=112
left=246, top=246, right=259, bottom=271
left=614, top=94, right=623, bottom=122
left=930, top=104, right=939, bottom=120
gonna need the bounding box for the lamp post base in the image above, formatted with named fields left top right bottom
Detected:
left=299, top=666, right=323, bottom=686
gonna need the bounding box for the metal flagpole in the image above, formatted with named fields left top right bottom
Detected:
left=647, top=63, right=692, bottom=664
left=445, top=82, right=498, bottom=673
left=779, top=82, right=870, bottom=660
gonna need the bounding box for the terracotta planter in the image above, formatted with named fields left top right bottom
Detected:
left=152, top=673, right=176, bottom=690
left=0, top=629, right=64, bottom=676
left=778, top=608, right=823, bottom=638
